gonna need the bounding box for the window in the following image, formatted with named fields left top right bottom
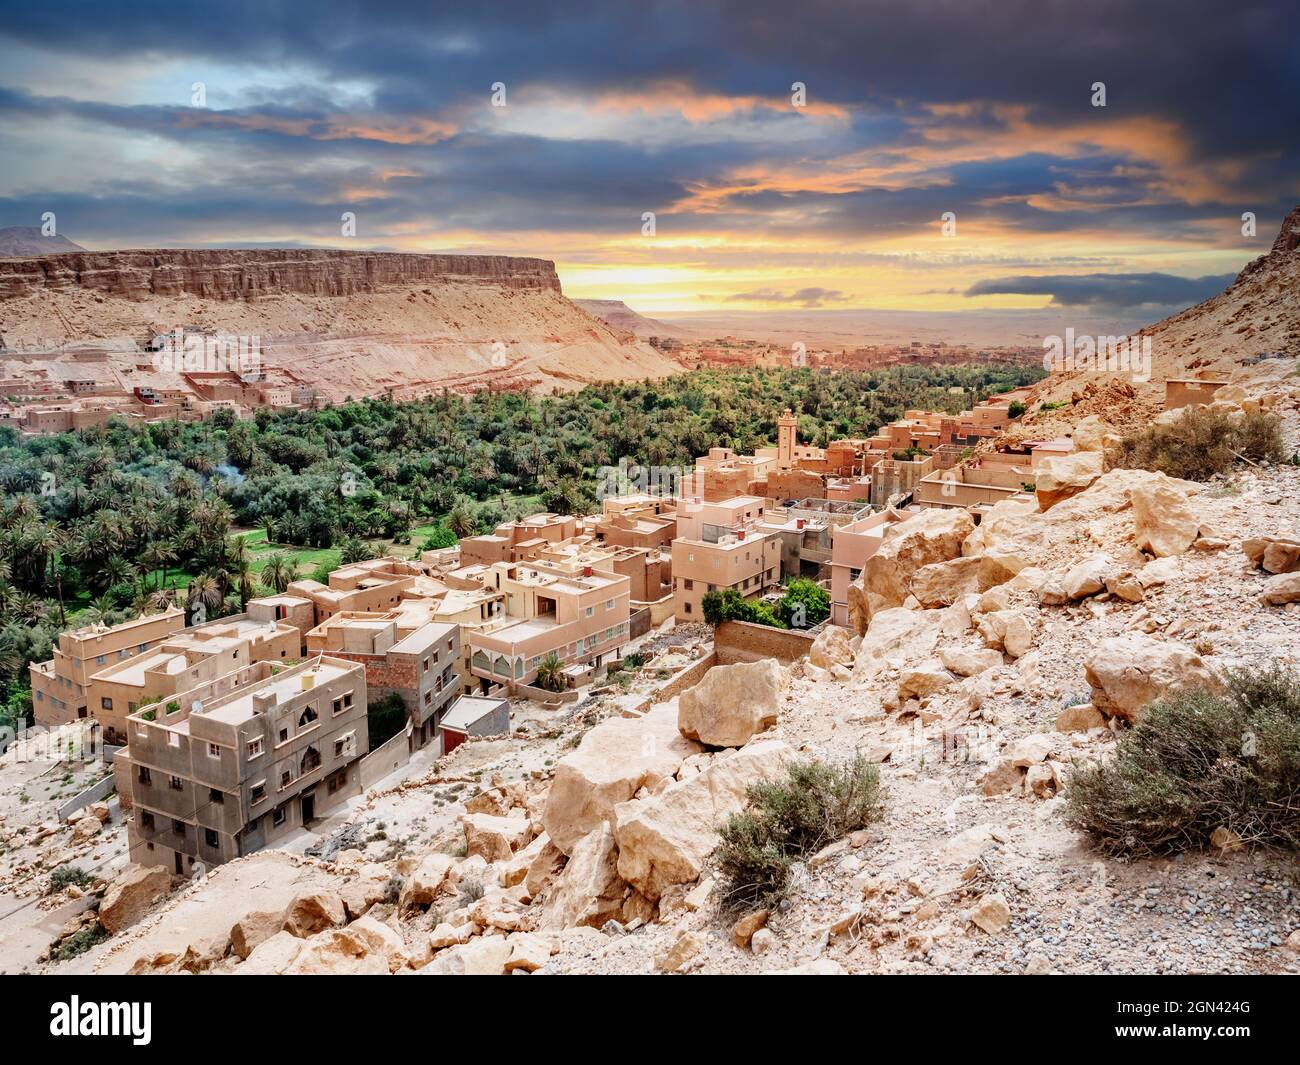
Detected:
left=205, top=828, right=219, bottom=848
left=172, top=818, right=185, bottom=835
left=278, top=728, right=288, bottom=744
left=684, top=602, right=692, bottom=614
left=446, top=638, right=454, bottom=653
left=298, top=706, right=317, bottom=727
left=140, top=811, right=154, bottom=830
left=343, top=691, right=353, bottom=709
left=334, top=738, right=346, bottom=757
left=280, top=770, right=293, bottom=790
left=422, top=657, right=430, bottom=673
left=100, top=697, right=112, bottom=711
left=169, top=775, right=183, bottom=791
left=138, top=643, right=148, bottom=653
left=247, top=738, right=263, bottom=759
left=137, top=766, right=151, bottom=785
left=95, top=654, right=106, bottom=665
left=605, top=599, right=614, bottom=611
left=250, top=783, right=266, bottom=804
left=585, top=606, right=594, bottom=617
left=684, top=578, right=694, bottom=590
left=423, top=690, right=431, bottom=705
left=209, top=788, right=223, bottom=805
left=272, top=805, right=286, bottom=826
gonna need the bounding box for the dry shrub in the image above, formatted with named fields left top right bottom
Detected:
left=1066, top=663, right=1300, bottom=856
left=1107, top=406, right=1284, bottom=481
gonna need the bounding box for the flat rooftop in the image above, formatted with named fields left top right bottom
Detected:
left=199, top=659, right=354, bottom=726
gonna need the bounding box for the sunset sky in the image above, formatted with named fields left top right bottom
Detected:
left=1, top=1, right=1297, bottom=316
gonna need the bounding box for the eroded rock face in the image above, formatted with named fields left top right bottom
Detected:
left=909, top=555, right=1013, bottom=608
left=539, top=823, right=627, bottom=930
left=0, top=248, right=563, bottom=302
left=98, top=864, right=171, bottom=935
left=852, top=606, right=946, bottom=683
left=613, top=740, right=793, bottom=901
left=1084, top=634, right=1222, bottom=723
left=809, top=625, right=854, bottom=669
left=854, top=509, right=975, bottom=624
left=542, top=705, right=702, bottom=856
left=678, top=658, right=782, bottom=748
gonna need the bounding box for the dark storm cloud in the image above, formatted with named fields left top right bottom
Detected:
left=965, top=272, right=1236, bottom=310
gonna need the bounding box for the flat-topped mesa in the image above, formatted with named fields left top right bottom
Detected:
left=0, top=248, right=563, bottom=301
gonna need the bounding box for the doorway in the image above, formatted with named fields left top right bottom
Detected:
left=301, top=792, right=315, bottom=824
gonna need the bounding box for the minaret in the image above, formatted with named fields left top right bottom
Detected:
left=777, top=408, right=798, bottom=470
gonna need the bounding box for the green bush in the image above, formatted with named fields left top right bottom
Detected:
left=716, top=755, right=883, bottom=912
left=702, top=587, right=786, bottom=629
left=1108, top=407, right=1285, bottom=481
left=50, top=924, right=108, bottom=961
left=48, top=865, right=92, bottom=895
left=777, top=578, right=830, bottom=629
left=367, top=691, right=408, bottom=750
left=1065, top=663, right=1300, bottom=856
left=1008, top=400, right=1027, bottom=418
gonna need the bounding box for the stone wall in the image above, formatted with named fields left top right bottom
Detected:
left=714, top=620, right=816, bottom=665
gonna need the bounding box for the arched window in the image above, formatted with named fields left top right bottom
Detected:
left=298, top=706, right=318, bottom=728
left=301, top=746, right=321, bottom=774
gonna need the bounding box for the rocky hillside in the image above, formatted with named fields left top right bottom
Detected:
left=0, top=249, right=684, bottom=397
left=30, top=363, right=1297, bottom=977
left=0, top=226, right=85, bottom=257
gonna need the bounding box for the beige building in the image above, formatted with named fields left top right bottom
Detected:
left=31, top=608, right=187, bottom=729
left=115, top=657, right=368, bottom=875
left=86, top=613, right=304, bottom=746
left=466, top=560, right=631, bottom=690
left=458, top=513, right=580, bottom=568
left=305, top=613, right=461, bottom=750
left=671, top=529, right=782, bottom=622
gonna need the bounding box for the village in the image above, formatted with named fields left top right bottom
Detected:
left=0, top=363, right=1273, bottom=976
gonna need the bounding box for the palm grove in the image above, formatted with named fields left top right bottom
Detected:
left=0, top=363, right=1045, bottom=729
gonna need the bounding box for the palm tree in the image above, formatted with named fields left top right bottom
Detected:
left=144, top=539, right=178, bottom=591
left=261, top=552, right=297, bottom=593
left=534, top=653, right=566, bottom=694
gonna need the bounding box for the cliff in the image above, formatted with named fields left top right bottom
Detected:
left=0, top=248, right=561, bottom=301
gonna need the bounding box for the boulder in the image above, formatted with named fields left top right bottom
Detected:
left=71, top=815, right=102, bottom=841
left=1036, top=451, right=1104, bottom=510
left=733, top=909, right=770, bottom=948
left=524, top=835, right=566, bottom=898
left=975, top=609, right=1033, bottom=659
left=1131, top=476, right=1201, bottom=557
left=909, top=555, right=1013, bottom=608
left=970, top=892, right=1011, bottom=934
left=809, top=625, right=854, bottom=670
left=1261, top=571, right=1300, bottom=605
left=97, top=864, right=171, bottom=935
left=230, top=909, right=286, bottom=960
left=678, top=658, right=782, bottom=748
left=1084, top=634, right=1222, bottom=724
left=656, top=930, right=706, bottom=973
left=429, top=922, right=476, bottom=950
left=281, top=891, right=346, bottom=938
left=1244, top=535, right=1300, bottom=573
left=543, top=704, right=702, bottom=855
left=938, top=646, right=1002, bottom=678
left=855, top=508, right=975, bottom=623
left=423, top=934, right=513, bottom=975
left=897, top=659, right=955, bottom=702
left=462, top=813, right=530, bottom=863
left=1056, top=703, right=1106, bottom=732
left=1070, top=415, right=1113, bottom=452
left=540, top=822, right=627, bottom=929
left=340, top=914, right=408, bottom=973
left=399, top=852, right=456, bottom=911
left=614, top=740, right=793, bottom=900
left=852, top=606, right=946, bottom=683
left=237, top=931, right=305, bottom=975
left=1061, top=554, right=1117, bottom=600
left=504, top=932, right=553, bottom=973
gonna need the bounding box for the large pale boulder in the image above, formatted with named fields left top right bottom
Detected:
left=854, top=508, right=974, bottom=623
left=960, top=498, right=1040, bottom=574
left=908, top=555, right=1013, bottom=608
left=543, top=704, right=702, bottom=855
left=1061, top=553, right=1118, bottom=600
left=281, top=891, right=346, bottom=937
left=230, top=909, right=285, bottom=959
left=1131, top=476, right=1202, bottom=557
left=1244, top=536, right=1300, bottom=574
left=809, top=625, right=854, bottom=669
left=975, top=609, right=1033, bottom=659
left=98, top=864, right=171, bottom=935
left=897, top=659, right=955, bottom=702
left=540, top=822, right=627, bottom=929
left=461, top=813, right=530, bottom=863
left=1084, top=634, right=1222, bottom=724
left=339, top=914, right=408, bottom=973
left=399, top=852, right=456, bottom=911
left=852, top=606, right=945, bottom=683
left=1036, top=451, right=1104, bottom=510
left=1261, top=572, right=1300, bottom=605
left=678, top=658, right=781, bottom=748
left=1070, top=415, right=1112, bottom=452
left=614, top=740, right=792, bottom=900
left=939, top=646, right=1002, bottom=677
left=422, top=934, right=513, bottom=975
left=237, top=931, right=305, bottom=975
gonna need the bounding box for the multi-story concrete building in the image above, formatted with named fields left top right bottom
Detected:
left=828, top=508, right=918, bottom=626
left=286, top=558, right=443, bottom=626
left=305, top=612, right=460, bottom=750
left=31, top=608, right=187, bottom=729
left=466, top=560, right=631, bottom=690
left=115, top=656, right=368, bottom=875
left=85, top=613, right=304, bottom=745
left=458, top=513, right=580, bottom=568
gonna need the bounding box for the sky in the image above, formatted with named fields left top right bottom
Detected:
left=0, top=1, right=1297, bottom=316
